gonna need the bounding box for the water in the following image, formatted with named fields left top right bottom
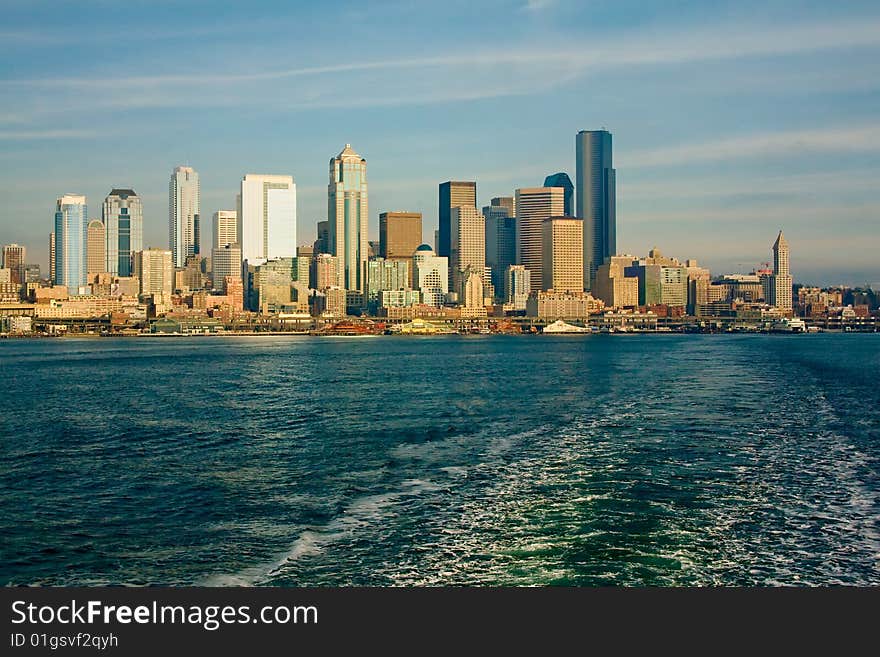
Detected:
left=1, top=334, right=878, bottom=586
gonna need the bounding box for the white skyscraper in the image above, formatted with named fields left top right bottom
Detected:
left=239, top=174, right=297, bottom=265
left=328, top=144, right=368, bottom=291
left=169, top=166, right=200, bottom=268
left=213, top=210, right=238, bottom=249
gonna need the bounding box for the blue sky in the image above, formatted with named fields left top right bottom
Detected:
left=1, top=0, right=878, bottom=286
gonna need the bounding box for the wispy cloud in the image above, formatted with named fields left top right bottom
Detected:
left=624, top=123, right=880, bottom=167
left=0, top=129, right=99, bottom=140
left=521, top=0, right=556, bottom=12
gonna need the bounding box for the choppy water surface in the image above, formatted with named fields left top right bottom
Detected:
left=1, top=334, right=878, bottom=586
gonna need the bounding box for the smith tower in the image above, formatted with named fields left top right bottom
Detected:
left=328, top=144, right=368, bottom=291
left=576, top=129, right=616, bottom=290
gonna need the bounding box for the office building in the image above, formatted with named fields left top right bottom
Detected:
left=103, top=188, right=143, bottom=276
left=211, top=243, right=242, bottom=293
left=593, top=256, right=639, bottom=309
left=543, top=173, right=574, bottom=217
left=239, top=174, right=297, bottom=265
left=768, top=230, right=793, bottom=313
left=438, top=181, right=476, bottom=259
left=314, top=220, right=330, bottom=255
left=48, top=232, right=55, bottom=283
left=576, top=130, right=616, bottom=289
left=413, top=244, right=449, bottom=308
left=133, top=248, right=173, bottom=301
left=526, top=291, right=604, bottom=319
left=450, top=205, right=485, bottom=295
left=54, top=194, right=88, bottom=290
left=86, top=220, right=106, bottom=277
left=315, top=253, right=339, bottom=290
left=213, top=210, right=238, bottom=249
left=541, top=216, right=583, bottom=293
left=328, top=144, right=368, bottom=291
left=515, top=187, right=565, bottom=292
left=506, top=265, right=531, bottom=311
left=483, top=198, right=516, bottom=300
left=1, top=244, right=25, bottom=285
left=169, top=166, right=200, bottom=268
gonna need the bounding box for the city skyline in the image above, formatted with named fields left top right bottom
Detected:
left=1, top=1, right=879, bottom=286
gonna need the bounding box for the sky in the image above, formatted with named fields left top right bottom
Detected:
left=1, top=0, right=878, bottom=286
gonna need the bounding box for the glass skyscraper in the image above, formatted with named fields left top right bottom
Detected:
left=543, top=173, right=574, bottom=217
left=54, top=195, right=88, bottom=290
left=328, top=144, right=368, bottom=291
left=103, top=188, right=142, bottom=277
left=575, top=130, right=616, bottom=290
left=169, top=166, right=200, bottom=268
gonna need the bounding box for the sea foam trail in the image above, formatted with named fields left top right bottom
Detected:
left=201, top=479, right=442, bottom=586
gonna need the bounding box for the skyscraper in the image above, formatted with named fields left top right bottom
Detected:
left=314, top=220, right=330, bottom=254
left=576, top=130, right=616, bottom=289
left=541, top=216, right=583, bottom=292
left=438, top=181, right=476, bottom=259
left=211, top=243, right=242, bottom=293
left=483, top=197, right=516, bottom=300
left=543, top=173, right=574, bottom=217
left=413, top=244, right=448, bottom=307
left=515, top=187, right=565, bottom=292
left=54, top=194, right=88, bottom=290
left=103, top=188, right=142, bottom=276
left=133, top=248, right=173, bottom=301
left=769, top=230, right=793, bottom=313
left=329, top=145, right=368, bottom=291
left=379, top=211, right=422, bottom=288
left=87, top=220, right=106, bottom=277
left=239, top=174, right=297, bottom=264
left=169, top=166, right=200, bottom=268
left=1, top=244, right=25, bottom=285
left=450, top=205, right=485, bottom=295
left=213, top=210, right=238, bottom=249
left=48, top=233, right=55, bottom=283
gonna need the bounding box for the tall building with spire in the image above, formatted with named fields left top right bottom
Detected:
left=169, top=166, right=200, bottom=268
left=328, top=144, right=368, bottom=291
left=103, top=188, right=142, bottom=276
left=768, top=230, right=792, bottom=313
left=576, top=130, right=616, bottom=290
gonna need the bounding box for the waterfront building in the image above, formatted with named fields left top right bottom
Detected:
left=133, top=248, right=173, bottom=301
left=543, top=173, right=574, bottom=217
left=1, top=244, right=25, bottom=284
left=254, top=257, right=295, bottom=314
left=211, top=243, right=242, bottom=293
left=576, top=129, right=616, bottom=289
left=239, top=174, right=297, bottom=265
left=593, top=256, right=639, bottom=309
left=541, top=216, right=583, bottom=293
left=515, top=187, right=565, bottom=292
left=213, top=210, right=238, bottom=249
left=526, top=290, right=604, bottom=320
left=225, top=276, right=244, bottom=311
left=328, top=144, right=368, bottom=291
left=366, top=258, right=410, bottom=311
left=768, top=230, right=793, bottom=314
left=380, top=289, right=420, bottom=309
left=103, top=188, right=143, bottom=276
left=379, top=211, right=422, bottom=287
left=54, top=195, right=88, bottom=290
left=86, top=220, right=106, bottom=277
left=169, top=166, right=200, bottom=268
left=315, top=253, right=339, bottom=290
left=48, top=232, right=55, bottom=283
left=685, top=260, right=711, bottom=315
left=450, top=205, right=485, bottom=295
left=412, top=244, right=449, bottom=308
left=460, top=268, right=488, bottom=318
left=483, top=197, right=516, bottom=300
left=505, top=264, right=531, bottom=311
left=438, top=181, right=476, bottom=259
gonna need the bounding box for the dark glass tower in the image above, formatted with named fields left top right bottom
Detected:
left=543, top=172, right=574, bottom=217
left=575, top=130, right=616, bottom=290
